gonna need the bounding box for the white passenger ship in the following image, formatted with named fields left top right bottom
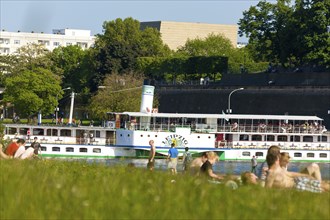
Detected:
left=2, top=85, right=329, bottom=162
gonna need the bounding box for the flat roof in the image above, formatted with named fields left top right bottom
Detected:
left=117, top=112, right=323, bottom=121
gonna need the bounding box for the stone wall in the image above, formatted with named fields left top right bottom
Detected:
left=157, top=87, right=330, bottom=127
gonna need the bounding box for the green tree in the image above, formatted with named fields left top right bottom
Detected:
left=3, top=68, right=62, bottom=119
left=89, top=73, right=145, bottom=119
left=93, top=17, right=170, bottom=85
left=239, top=0, right=330, bottom=67
left=1, top=43, right=63, bottom=120
left=50, top=45, right=95, bottom=93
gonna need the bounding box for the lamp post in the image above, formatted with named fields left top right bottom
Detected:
left=55, top=87, right=71, bottom=125
left=227, top=87, right=244, bottom=114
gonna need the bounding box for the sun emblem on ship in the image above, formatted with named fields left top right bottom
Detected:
left=162, top=134, right=188, bottom=147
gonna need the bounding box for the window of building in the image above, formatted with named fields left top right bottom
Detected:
left=38, top=40, right=50, bottom=46
left=53, top=42, right=60, bottom=46
left=0, top=47, right=10, bottom=54
left=66, top=42, right=72, bottom=46
left=0, top=38, right=10, bottom=44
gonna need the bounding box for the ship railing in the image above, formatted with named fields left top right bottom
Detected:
left=129, top=122, right=327, bottom=134
left=216, top=125, right=327, bottom=134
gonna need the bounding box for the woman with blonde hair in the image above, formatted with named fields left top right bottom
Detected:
left=200, top=151, right=224, bottom=181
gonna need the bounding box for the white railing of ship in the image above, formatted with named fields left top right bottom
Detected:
left=127, top=122, right=327, bottom=134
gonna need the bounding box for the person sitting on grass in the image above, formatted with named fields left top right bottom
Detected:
left=5, top=139, right=34, bottom=160
left=200, top=151, right=224, bottom=181
left=265, top=146, right=329, bottom=193
left=189, top=152, right=208, bottom=175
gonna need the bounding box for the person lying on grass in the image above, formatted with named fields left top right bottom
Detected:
left=265, top=146, right=329, bottom=193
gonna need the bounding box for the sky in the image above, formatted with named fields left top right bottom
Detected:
left=0, top=0, right=276, bottom=43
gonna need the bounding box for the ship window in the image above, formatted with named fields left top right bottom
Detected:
left=79, top=148, right=87, bottom=153
left=242, top=152, right=250, bottom=156
left=303, top=136, right=313, bottom=142
left=278, top=135, right=287, bottom=142
left=294, top=153, right=302, bottom=157
left=320, top=153, right=327, bottom=158
left=208, top=136, right=211, bottom=139
left=41, top=146, right=46, bottom=151
left=255, top=152, right=263, bottom=157
left=148, top=135, right=150, bottom=137
left=317, top=136, right=327, bottom=142
left=252, top=135, right=262, bottom=141
left=140, top=135, right=143, bottom=137
left=52, top=147, right=60, bottom=152
left=60, top=129, right=71, bottom=137
left=93, top=148, right=101, bottom=153
left=19, top=128, right=29, bottom=135
left=290, top=136, right=300, bottom=142
left=239, top=135, right=249, bottom=141
left=266, top=135, right=275, bottom=141
left=33, top=128, right=44, bottom=136
left=307, top=153, right=314, bottom=158
left=7, top=127, right=17, bottom=135
left=47, top=129, right=58, bottom=136
left=66, top=147, right=74, bottom=152
left=155, top=135, right=158, bottom=138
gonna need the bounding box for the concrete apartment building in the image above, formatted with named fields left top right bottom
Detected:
left=0, top=21, right=239, bottom=55
left=0, top=29, right=95, bottom=55
left=140, top=21, right=238, bottom=50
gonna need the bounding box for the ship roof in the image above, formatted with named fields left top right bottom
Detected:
left=118, top=112, right=323, bottom=121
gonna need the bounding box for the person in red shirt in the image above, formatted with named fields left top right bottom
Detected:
left=5, top=140, right=21, bottom=156
left=5, top=139, right=34, bottom=159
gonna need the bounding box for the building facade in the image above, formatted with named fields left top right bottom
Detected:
left=0, top=29, right=95, bottom=55
left=140, top=21, right=238, bottom=50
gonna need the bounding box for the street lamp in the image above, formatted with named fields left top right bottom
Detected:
left=227, top=87, right=244, bottom=114
left=55, top=87, right=71, bottom=125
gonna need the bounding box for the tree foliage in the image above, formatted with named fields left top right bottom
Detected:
left=93, top=17, right=171, bottom=86
left=3, top=68, right=62, bottom=118
left=89, top=73, right=145, bottom=119
left=1, top=44, right=62, bottom=118
left=239, top=0, right=330, bottom=67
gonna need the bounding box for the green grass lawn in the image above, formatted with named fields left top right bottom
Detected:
left=1, top=159, right=329, bottom=220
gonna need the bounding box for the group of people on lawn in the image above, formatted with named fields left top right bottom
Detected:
left=0, top=137, right=41, bottom=160
left=147, top=140, right=329, bottom=193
